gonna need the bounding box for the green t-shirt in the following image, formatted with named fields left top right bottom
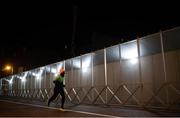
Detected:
left=55, top=75, right=64, bottom=83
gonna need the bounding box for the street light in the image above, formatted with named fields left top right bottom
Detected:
left=2, top=65, right=13, bottom=75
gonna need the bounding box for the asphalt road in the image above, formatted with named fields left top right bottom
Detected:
left=0, top=100, right=108, bottom=117
left=0, top=98, right=180, bottom=117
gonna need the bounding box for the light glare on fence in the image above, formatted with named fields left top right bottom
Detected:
left=130, top=58, right=138, bottom=64
left=82, top=56, right=91, bottom=73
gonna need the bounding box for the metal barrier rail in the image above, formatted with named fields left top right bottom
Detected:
left=2, top=82, right=180, bottom=111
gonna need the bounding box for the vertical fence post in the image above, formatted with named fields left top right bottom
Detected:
left=49, top=65, right=52, bottom=89
left=44, top=67, right=46, bottom=93
left=119, top=44, right=122, bottom=65
left=71, top=59, right=73, bottom=89
left=91, top=53, right=94, bottom=87
left=21, top=75, right=23, bottom=92
left=160, top=31, right=169, bottom=105
left=31, top=71, right=33, bottom=98
left=80, top=56, right=82, bottom=88
left=104, top=48, right=107, bottom=104
left=63, top=60, right=66, bottom=85
left=160, top=31, right=167, bottom=82
left=39, top=68, right=41, bottom=90
left=91, top=53, right=94, bottom=102
left=137, top=37, right=143, bottom=106
left=137, top=37, right=142, bottom=84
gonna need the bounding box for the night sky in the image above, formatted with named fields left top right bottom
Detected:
left=0, top=2, right=180, bottom=75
